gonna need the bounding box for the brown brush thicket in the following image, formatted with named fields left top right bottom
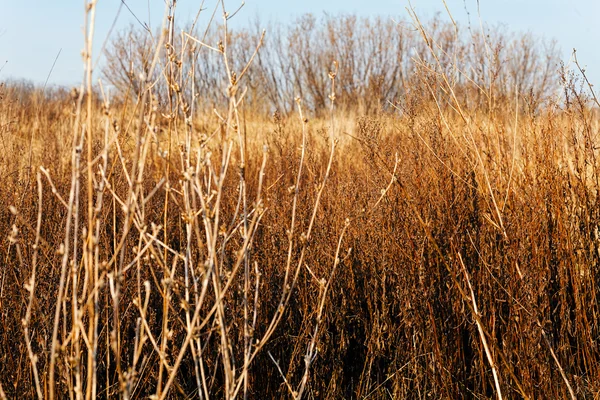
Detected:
left=1, top=3, right=599, bottom=399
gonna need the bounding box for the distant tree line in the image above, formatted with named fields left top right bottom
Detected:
left=101, top=13, right=561, bottom=115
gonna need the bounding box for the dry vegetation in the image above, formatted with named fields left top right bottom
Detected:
left=1, top=1, right=600, bottom=399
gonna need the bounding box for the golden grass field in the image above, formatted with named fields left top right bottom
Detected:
left=1, top=3, right=600, bottom=399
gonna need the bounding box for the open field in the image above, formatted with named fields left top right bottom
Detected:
left=1, top=3, right=600, bottom=399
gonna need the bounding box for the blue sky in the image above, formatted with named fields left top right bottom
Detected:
left=0, top=0, right=598, bottom=87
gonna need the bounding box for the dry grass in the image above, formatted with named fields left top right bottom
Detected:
left=1, top=2, right=600, bottom=399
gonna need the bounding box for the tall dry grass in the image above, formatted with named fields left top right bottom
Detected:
left=1, top=2, right=600, bottom=399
